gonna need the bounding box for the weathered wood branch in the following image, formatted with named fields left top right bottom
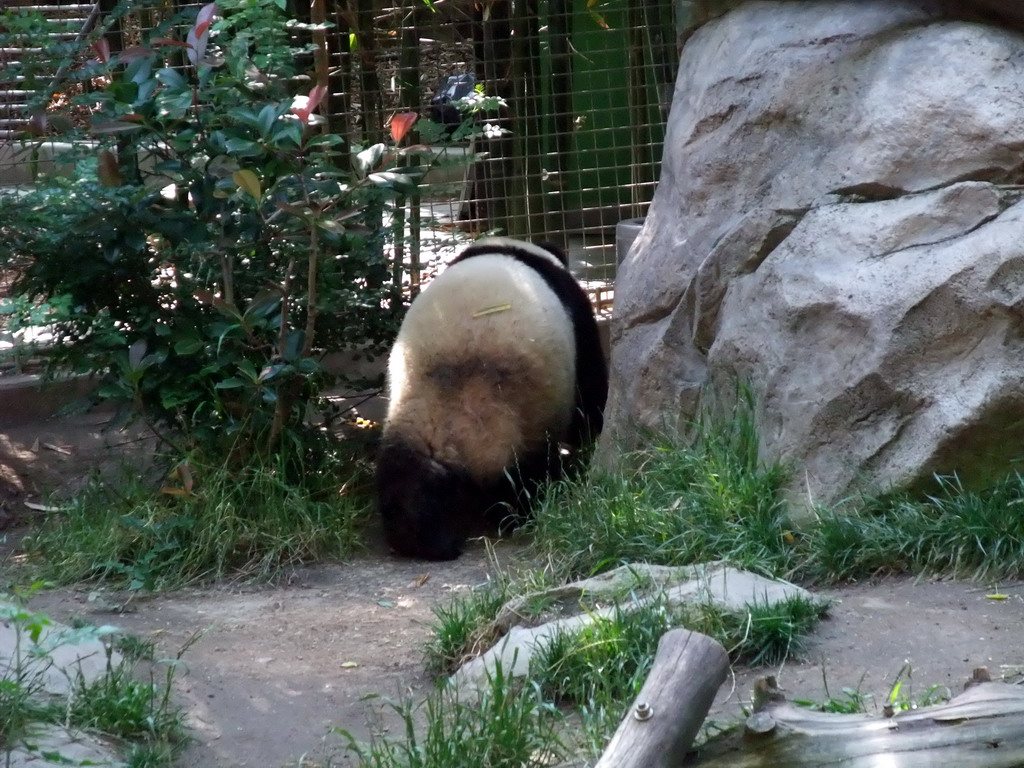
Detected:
left=594, top=628, right=729, bottom=768
left=694, top=672, right=1024, bottom=767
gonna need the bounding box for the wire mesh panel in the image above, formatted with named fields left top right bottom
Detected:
left=320, top=0, right=677, bottom=310
left=0, top=0, right=204, bottom=184
left=0, top=0, right=98, bottom=185
left=1, top=0, right=677, bottom=308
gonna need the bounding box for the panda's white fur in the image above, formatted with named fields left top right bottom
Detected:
left=376, top=237, right=607, bottom=560
left=385, top=247, right=575, bottom=481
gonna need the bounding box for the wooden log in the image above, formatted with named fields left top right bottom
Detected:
left=594, top=628, right=729, bottom=768
left=693, top=675, right=1024, bottom=767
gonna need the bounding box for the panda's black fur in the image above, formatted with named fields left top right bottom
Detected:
left=375, top=237, right=608, bottom=560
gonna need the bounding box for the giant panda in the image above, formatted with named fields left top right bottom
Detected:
left=375, top=237, right=608, bottom=560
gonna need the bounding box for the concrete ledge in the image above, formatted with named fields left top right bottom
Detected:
left=0, top=374, right=100, bottom=428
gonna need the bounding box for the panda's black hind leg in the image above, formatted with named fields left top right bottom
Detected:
left=482, top=441, right=565, bottom=534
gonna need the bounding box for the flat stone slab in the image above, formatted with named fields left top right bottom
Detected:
left=1, top=602, right=125, bottom=765
left=0, top=601, right=121, bottom=696
left=0, top=374, right=99, bottom=427
left=453, top=562, right=815, bottom=694
left=5, top=724, right=119, bottom=767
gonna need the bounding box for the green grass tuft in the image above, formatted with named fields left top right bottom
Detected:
left=66, top=653, right=186, bottom=748
left=804, top=473, right=1024, bottom=583
left=424, top=580, right=511, bottom=676
left=682, top=594, right=829, bottom=667
left=21, top=452, right=371, bottom=590
left=338, top=662, right=563, bottom=768
left=530, top=395, right=794, bottom=581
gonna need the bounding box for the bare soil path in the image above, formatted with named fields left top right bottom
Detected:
left=18, top=547, right=507, bottom=768
left=3, top=406, right=1024, bottom=767
left=17, top=561, right=1024, bottom=768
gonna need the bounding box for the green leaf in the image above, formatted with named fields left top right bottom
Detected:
left=256, top=103, right=280, bottom=139
left=157, top=89, right=194, bottom=120
left=306, top=133, right=346, bottom=148
left=135, top=78, right=158, bottom=105
left=282, top=329, right=305, bottom=362
left=174, top=338, right=205, bottom=355
left=295, top=358, right=319, bottom=375
left=128, top=338, right=148, bottom=369
left=97, top=381, right=132, bottom=399
left=238, top=358, right=259, bottom=382
left=206, top=155, right=241, bottom=178
left=244, top=289, right=282, bottom=319
left=227, top=105, right=262, bottom=128
left=214, top=377, right=246, bottom=389
left=258, top=362, right=287, bottom=382
left=107, top=80, right=139, bottom=104
left=161, top=389, right=199, bottom=409
left=224, top=137, right=262, bottom=157
left=270, top=120, right=303, bottom=148
left=155, top=67, right=187, bottom=90
left=123, top=54, right=154, bottom=85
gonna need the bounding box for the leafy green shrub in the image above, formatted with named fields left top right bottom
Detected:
left=0, top=0, right=418, bottom=462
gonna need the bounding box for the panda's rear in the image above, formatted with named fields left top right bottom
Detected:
left=376, top=239, right=607, bottom=560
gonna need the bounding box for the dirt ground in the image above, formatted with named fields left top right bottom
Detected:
left=3, top=406, right=1024, bottom=767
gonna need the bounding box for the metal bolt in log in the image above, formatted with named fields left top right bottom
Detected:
left=634, top=701, right=654, bottom=721
left=594, top=628, right=730, bottom=768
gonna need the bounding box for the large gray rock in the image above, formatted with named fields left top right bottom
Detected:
left=607, top=0, right=1024, bottom=509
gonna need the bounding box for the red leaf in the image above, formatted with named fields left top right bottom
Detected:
left=117, top=45, right=154, bottom=64
left=307, top=84, right=327, bottom=113
left=92, top=38, right=110, bottom=64
left=290, top=84, right=328, bottom=124
left=187, top=3, right=217, bottom=65
left=390, top=112, right=418, bottom=144
left=194, top=2, right=217, bottom=38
